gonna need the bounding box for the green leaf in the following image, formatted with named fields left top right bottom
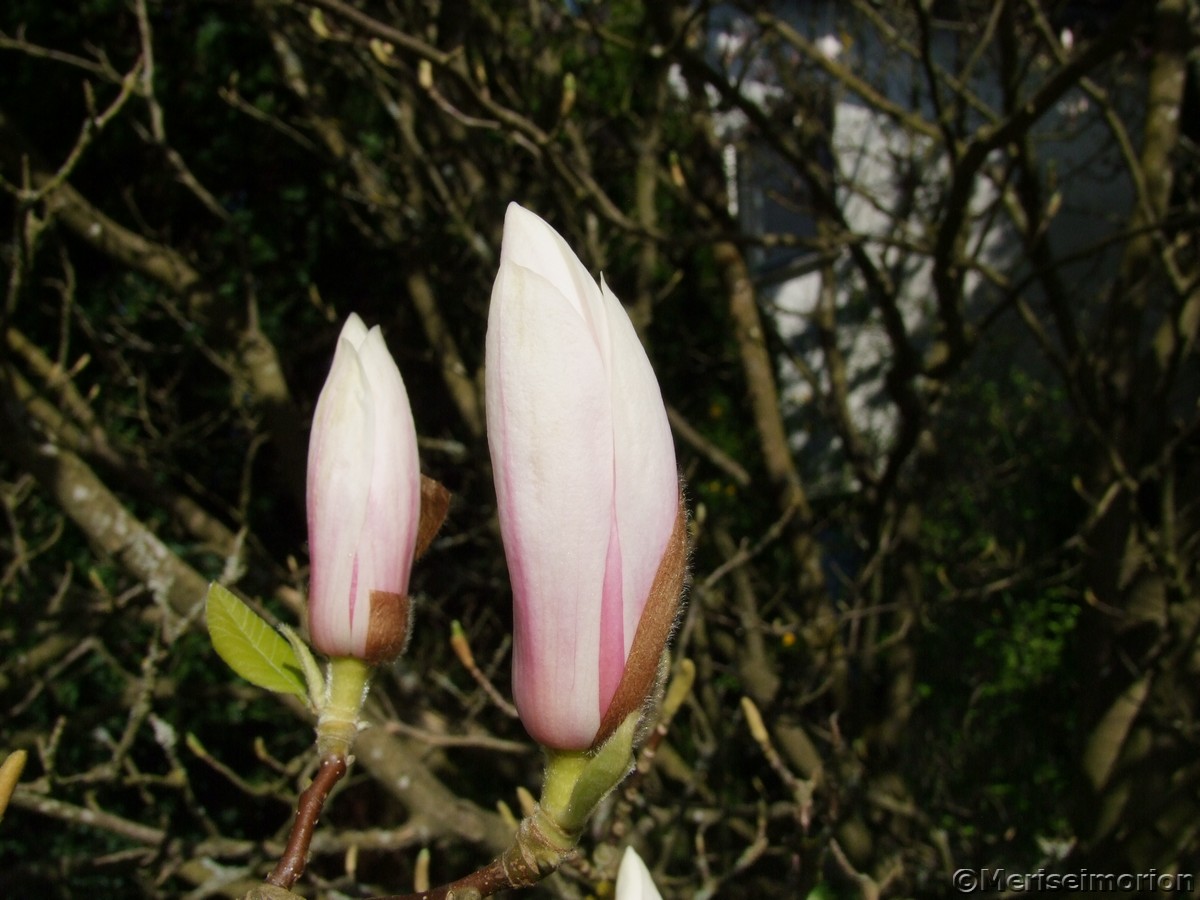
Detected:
left=205, top=583, right=307, bottom=697
left=279, top=623, right=325, bottom=712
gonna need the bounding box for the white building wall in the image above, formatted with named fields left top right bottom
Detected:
left=713, top=4, right=1139, bottom=486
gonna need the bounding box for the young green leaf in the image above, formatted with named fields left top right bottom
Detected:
left=205, top=583, right=307, bottom=698
left=279, top=623, right=325, bottom=712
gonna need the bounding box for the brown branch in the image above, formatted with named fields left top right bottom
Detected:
left=450, top=621, right=519, bottom=718
left=351, top=723, right=513, bottom=852
left=366, top=806, right=582, bottom=900
left=741, top=697, right=815, bottom=827
left=0, top=30, right=117, bottom=79
left=0, top=103, right=309, bottom=499
left=712, top=527, right=780, bottom=706
left=0, top=395, right=209, bottom=619
left=15, top=776, right=425, bottom=864
left=928, top=0, right=1145, bottom=368
left=665, top=404, right=752, bottom=487
left=700, top=502, right=801, bottom=592
left=405, top=269, right=485, bottom=437
left=10, top=786, right=167, bottom=846
left=0, top=60, right=143, bottom=203
left=301, top=0, right=454, bottom=67
left=262, top=20, right=486, bottom=437
left=712, top=241, right=809, bottom=517
left=5, top=326, right=103, bottom=437
left=813, top=249, right=873, bottom=484
left=1105, top=0, right=1190, bottom=396
left=755, top=10, right=941, bottom=141
left=370, top=858, right=516, bottom=900
left=381, top=720, right=527, bottom=754
left=710, top=240, right=826, bottom=598
left=606, top=659, right=696, bottom=848
left=266, top=754, right=348, bottom=889
left=7, top=355, right=244, bottom=557
left=666, top=27, right=923, bottom=508
left=297, top=0, right=664, bottom=243
left=0, top=104, right=198, bottom=291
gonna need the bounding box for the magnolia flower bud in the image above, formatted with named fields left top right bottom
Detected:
left=307, top=314, right=421, bottom=664
left=616, top=847, right=663, bottom=900
left=486, top=203, right=687, bottom=751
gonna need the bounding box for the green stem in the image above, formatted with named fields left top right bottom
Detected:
left=539, top=749, right=588, bottom=826
left=316, top=655, right=371, bottom=757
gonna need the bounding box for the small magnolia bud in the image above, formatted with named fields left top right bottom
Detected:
left=307, top=314, right=420, bottom=664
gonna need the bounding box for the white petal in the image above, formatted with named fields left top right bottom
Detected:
left=616, top=847, right=663, bottom=900
left=499, top=204, right=611, bottom=354
left=307, top=340, right=375, bottom=656
left=601, top=278, right=678, bottom=653
left=487, top=258, right=614, bottom=748
left=338, top=312, right=370, bottom=348
left=359, top=326, right=421, bottom=598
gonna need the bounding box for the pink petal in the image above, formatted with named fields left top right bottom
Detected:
left=307, top=332, right=375, bottom=656
left=487, top=256, right=615, bottom=749
left=358, top=326, right=421, bottom=592
left=600, top=278, right=678, bottom=656
left=306, top=315, right=421, bottom=660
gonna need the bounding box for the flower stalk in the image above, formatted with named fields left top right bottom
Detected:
left=264, top=754, right=349, bottom=890
left=315, top=655, right=371, bottom=758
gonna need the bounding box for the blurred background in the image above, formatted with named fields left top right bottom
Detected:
left=1, top=0, right=1197, bottom=896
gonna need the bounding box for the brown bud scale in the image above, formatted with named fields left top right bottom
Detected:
left=364, top=589, right=410, bottom=663
left=592, top=490, right=689, bottom=748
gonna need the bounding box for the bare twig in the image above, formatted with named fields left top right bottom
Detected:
left=450, top=620, right=519, bottom=719
left=266, top=754, right=349, bottom=889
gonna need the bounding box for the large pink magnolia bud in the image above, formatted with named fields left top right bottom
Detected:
left=307, top=314, right=421, bottom=664
left=486, top=204, right=687, bottom=751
